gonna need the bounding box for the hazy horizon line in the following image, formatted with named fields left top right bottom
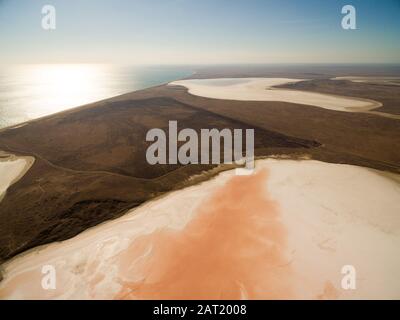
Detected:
left=2, top=62, right=400, bottom=66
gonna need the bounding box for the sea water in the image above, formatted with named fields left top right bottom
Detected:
left=0, top=64, right=192, bottom=129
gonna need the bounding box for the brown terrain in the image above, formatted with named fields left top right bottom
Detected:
left=0, top=67, right=399, bottom=265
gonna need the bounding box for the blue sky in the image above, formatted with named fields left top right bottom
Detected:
left=0, top=0, right=399, bottom=64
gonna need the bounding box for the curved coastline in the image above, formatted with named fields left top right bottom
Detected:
left=168, top=77, right=394, bottom=116
left=0, top=158, right=399, bottom=299
left=0, top=151, right=34, bottom=203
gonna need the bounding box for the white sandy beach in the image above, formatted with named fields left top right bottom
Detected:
left=0, top=151, right=34, bottom=202
left=0, top=159, right=399, bottom=299
left=169, top=78, right=382, bottom=112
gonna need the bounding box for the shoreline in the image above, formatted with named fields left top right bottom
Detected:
left=2, top=72, right=399, bottom=134
left=0, top=152, right=396, bottom=265
left=169, top=77, right=386, bottom=114
left=333, top=76, right=400, bottom=86
left=0, top=69, right=399, bottom=268
left=1, top=157, right=399, bottom=299
left=0, top=68, right=197, bottom=133
left=0, top=152, right=330, bottom=270
left=0, top=151, right=35, bottom=203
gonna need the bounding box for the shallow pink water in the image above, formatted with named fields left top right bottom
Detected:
left=115, top=169, right=294, bottom=299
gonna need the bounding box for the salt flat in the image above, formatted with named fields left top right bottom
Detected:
left=169, top=78, right=382, bottom=112
left=333, top=76, right=400, bottom=86
left=1, top=159, right=399, bottom=299
left=0, top=152, right=34, bottom=202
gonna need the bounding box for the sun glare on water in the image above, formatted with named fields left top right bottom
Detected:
left=23, top=64, right=113, bottom=116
